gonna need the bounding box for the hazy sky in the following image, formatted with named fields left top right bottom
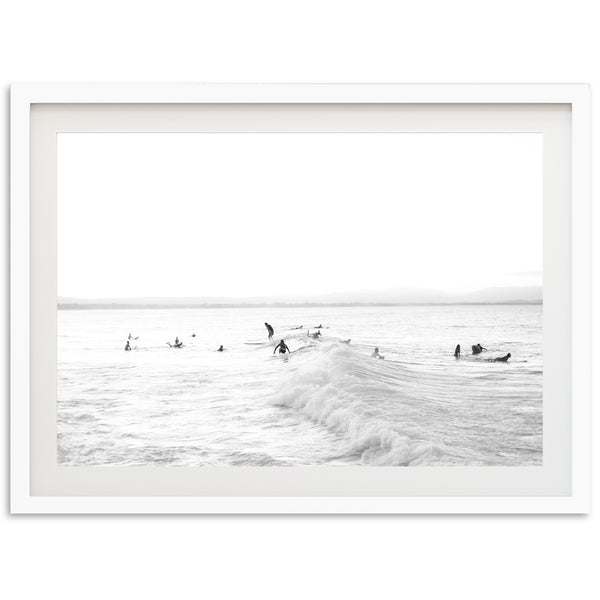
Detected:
left=58, top=133, right=542, bottom=299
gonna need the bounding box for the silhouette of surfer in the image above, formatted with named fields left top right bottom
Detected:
left=454, top=344, right=461, bottom=357
left=265, top=322, right=274, bottom=340
left=124, top=340, right=131, bottom=351
left=494, top=353, right=511, bottom=362
left=371, top=347, right=385, bottom=359
left=273, top=339, right=290, bottom=355
left=472, top=343, right=487, bottom=355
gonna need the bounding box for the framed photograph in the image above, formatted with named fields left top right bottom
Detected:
left=10, top=84, right=590, bottom=513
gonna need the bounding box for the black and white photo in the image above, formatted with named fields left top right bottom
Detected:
left=57, top=132, right=543, bottom=467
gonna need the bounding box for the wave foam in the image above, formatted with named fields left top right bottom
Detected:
left=270, top=342, right=448, bottom=465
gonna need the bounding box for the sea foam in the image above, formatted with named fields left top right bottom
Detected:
left=270, top=341, right=448, bottom=465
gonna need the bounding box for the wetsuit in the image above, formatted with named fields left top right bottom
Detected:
left=274, top=341, right=290, bottom=354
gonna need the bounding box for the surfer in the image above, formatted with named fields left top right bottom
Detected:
left=471, top=343, right=487, bottom=355
left=191, top=333, right=196, bottom=337
left=341, top=338, right=351, bottom=344
left=217, top=345, right=224, bottom=352
left=273, top=339, right=291, bottom=355
left=128, top=333, right=138, bottom=340
left=371, top=347, right=385, bottom=359
left=265, top=322, right=274, bottom=340
left=315, top=324, right=324, bottom=329
left=494, top=353, right=511, bottom=362
left=168, top=337, right=183, bottom=348
left=307, top=331, right=322, bottom=339
left=124, top=340, right=131, bottom=351
left=454, top=344, right=461, bottom=357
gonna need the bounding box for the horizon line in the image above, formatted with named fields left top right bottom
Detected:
left=58, top=300, right=543, bottom=310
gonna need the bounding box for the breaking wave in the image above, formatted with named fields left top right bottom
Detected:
left=270, top=341, right=452, bottom=465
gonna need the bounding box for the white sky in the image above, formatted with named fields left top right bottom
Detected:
left=58, top=133, right=542, bottom=299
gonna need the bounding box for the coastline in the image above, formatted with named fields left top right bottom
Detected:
left=57, top=301, right=543, bottom=310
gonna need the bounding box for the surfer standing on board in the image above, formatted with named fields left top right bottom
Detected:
left=273, top=339, right=291, bottom=355
left=265, top=322, right=274, bottom=340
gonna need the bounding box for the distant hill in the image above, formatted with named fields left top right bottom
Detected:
left=58, top=286, right=542, bottom=309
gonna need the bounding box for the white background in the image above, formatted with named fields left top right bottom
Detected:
left=58, top=132, right=542, bottom=298
left=1, top=2, right=597, bottom=600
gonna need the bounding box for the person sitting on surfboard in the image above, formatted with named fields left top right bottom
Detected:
left=472, top=343, right=487, bottom=355
left=494, top=353, right=511, bottom=362
left=168, top=337, right=183, bottom=348
left=265, top=322, right=274, bottom=340
left=371, top=347, right=385, bottom=359
left=124, top=340, right=131, bottom=351
left=454, top=344, right=461, bottom=357
left=273, top=339, right=290, bottom=355
left=217, top=345, right=224, bottom=352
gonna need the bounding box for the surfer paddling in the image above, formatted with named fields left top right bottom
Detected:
left=494, top=353, right=511, bottom=362
left=265, top=322, right=274, bottom=340
left=273, top=339, right=291, bottom=355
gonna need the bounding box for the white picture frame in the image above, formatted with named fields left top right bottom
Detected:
left=10, top=83, right=591, bottom=514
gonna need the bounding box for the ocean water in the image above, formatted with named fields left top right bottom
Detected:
left=57, top=304, right=543, bottom=466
